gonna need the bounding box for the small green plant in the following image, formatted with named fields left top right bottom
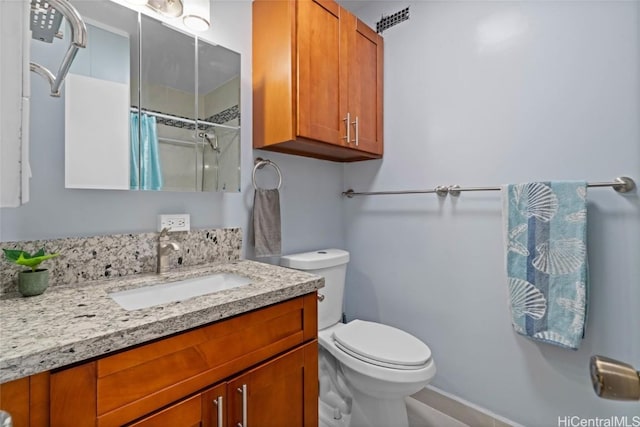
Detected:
left=3, top=248, right=59, bottom=272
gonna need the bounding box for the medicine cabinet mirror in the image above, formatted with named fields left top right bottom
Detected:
left=34, top=0, right=241, bottom=192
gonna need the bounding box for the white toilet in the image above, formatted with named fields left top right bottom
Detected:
left=281, top=249, right=436, bottom=427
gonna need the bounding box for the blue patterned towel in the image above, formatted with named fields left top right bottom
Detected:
left=502, top=181, right=588, bottom=350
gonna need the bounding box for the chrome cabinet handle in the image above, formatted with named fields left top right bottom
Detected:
left=213, top=395, right=223, bottom=427
left=317, top=293, right=325, bottom=302
left=342, top=112, right=351, bottom=144
left=351, top=116, right=359, bottom=146
left=237, top=384, right=247, bottom=427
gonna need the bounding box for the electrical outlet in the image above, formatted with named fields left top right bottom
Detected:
left=157, top=214, right=190, bottom=232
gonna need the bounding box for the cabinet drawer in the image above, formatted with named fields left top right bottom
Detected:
left=126, top=394, right=201, bottom=427
left=95, top=294, right=317, bottom=426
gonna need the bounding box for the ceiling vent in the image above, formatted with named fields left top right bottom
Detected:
left=375, top=6, right=409, bottom=34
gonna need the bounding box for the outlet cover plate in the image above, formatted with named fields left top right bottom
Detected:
left=157, top=214, right=190, bottom=232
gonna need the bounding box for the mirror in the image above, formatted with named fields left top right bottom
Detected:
left=196, top=32, right=241, bottom=192
left=63, top=1, right=138, bottom=190
left=138, top=14, right=241, bottom=192
left=35, top=0, right=241, bottom=192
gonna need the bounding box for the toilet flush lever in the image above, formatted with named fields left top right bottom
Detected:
left=317, top=293, right=325, bottom=302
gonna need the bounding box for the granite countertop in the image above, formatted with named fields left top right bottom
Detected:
left=0, top=260, right=323, bottom=384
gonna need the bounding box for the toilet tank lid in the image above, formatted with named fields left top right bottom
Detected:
left=280, top=249, right=350, bottom=270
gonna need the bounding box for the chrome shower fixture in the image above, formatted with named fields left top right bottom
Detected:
left=200, top=132, right=220, bottom=153
left=590, top=355, right=640, bottom=401
left=29, top=0, right=87, bottom=96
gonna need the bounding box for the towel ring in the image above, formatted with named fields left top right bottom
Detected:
left=253, top=158, right=282, bottom=190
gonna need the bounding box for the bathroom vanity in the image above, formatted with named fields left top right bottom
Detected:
left=0, top=260, right=322, bottom=427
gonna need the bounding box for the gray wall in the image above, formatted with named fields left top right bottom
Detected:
left=0, top=1, right=346, bottom=257
left=343, top=1, right=640, bottom=425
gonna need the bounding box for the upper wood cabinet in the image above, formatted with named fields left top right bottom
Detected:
left=344, top=13, right=384, bottom=156
left=253, top=0, right=383, bottom=162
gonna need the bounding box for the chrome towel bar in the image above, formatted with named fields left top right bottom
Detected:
left=343, top=176, right=636, bottom=198
left=343, top=187, right=449, bottom=198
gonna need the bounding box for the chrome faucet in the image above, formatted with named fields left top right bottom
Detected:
left=157, top=227, right=180, bottom=273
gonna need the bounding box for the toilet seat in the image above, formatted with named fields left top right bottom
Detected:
left=319, top=321, right=436, bottom=397
left=332, top=320, right=431, bottom=370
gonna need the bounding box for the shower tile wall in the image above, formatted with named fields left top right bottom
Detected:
left=138, top=82, right=199, bottom=191
left=202, top=76, right=240, bottom=192
left=143, top=84, right=194, bottom=119
left=135, top=78, right=240, bottom=192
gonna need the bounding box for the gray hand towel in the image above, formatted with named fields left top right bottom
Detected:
left=253, top=188, right=281, bottom=257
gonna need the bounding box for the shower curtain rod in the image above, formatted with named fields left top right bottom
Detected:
left=158, top=136, right=203, bottom=146
left=342, top=176, right=636, bottom=198
left=129, top=107, right=240, bottom=130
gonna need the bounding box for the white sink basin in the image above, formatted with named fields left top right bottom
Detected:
left=109, top=273, right=252, bottom=311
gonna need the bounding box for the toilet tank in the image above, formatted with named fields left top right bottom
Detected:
left=280, top=249, right=350, bottom=330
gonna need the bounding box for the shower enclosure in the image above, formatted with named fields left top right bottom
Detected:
left=141, top=13, right=241, bottom=192
left=156, top=122, right=239, bottom=192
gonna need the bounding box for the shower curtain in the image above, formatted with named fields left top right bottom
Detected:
left=130, top=112, right=163, bottom=190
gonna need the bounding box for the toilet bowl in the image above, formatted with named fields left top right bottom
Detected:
left=319, top=322, right=435, bottom=427
left=281, top=249, right=436, bottom=427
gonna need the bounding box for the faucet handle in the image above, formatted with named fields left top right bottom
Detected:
left=159, top=227, right=171, bottom=238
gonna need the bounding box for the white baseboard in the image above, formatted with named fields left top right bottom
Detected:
left=406, top=396, right=469, bottom=427
left=409, top=386, right=524, bottom=427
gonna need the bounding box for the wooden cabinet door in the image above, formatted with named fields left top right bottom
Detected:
left=344, top=10, right=384, bottom=155
left=252, top=0, right=383, bottom=161
left=227, top=342, right=318, bottom=427
left=126, top=394, right=201, bottom=427
left=201, top=384, right=226, bottom=427
left=297, top=0, right=347, bottom=146
left=0, top=377, right=30, bottom=427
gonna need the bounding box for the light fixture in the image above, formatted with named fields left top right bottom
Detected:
left=182, top=0, right=210, bottom=31
left=146, top=0, right=184, bottom=18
